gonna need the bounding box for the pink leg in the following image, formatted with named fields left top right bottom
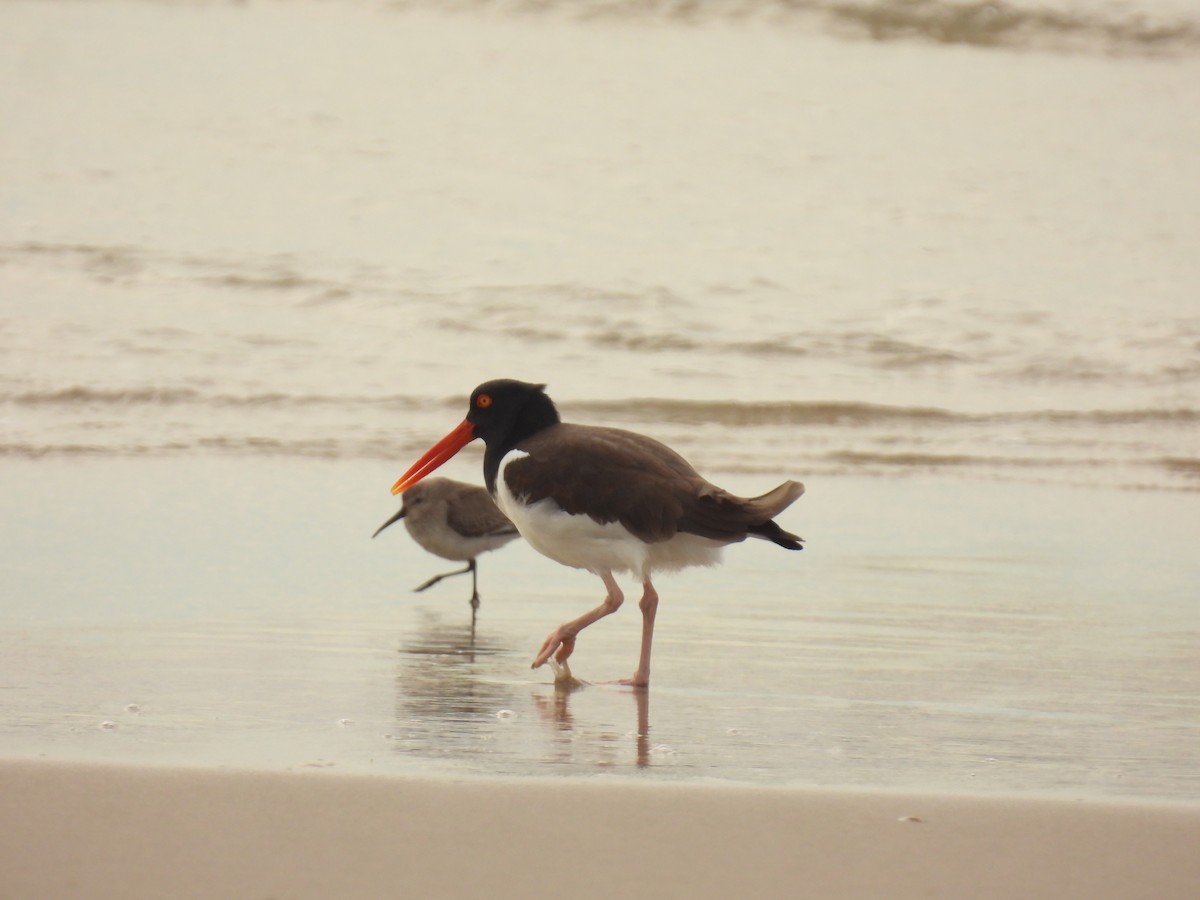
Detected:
left=532, top=571, right=623, bottom=670
left=614, top=579, right=658, bottom=688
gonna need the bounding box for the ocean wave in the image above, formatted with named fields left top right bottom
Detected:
left=825, top=449, right=1036, bottom=467
left=4, top=385, right=1195, bottom=487
left=1027, top=408, right=1200, bottom=425
left=2, top=437, right=1194, bottom=491
left=577, top=397, right=963, bottom=426
left=820, top=0, right=1200, bottom=53
left=6, top=240, right=1196, bottom=389
left=1161, top=456, right=1200, bottom=479
left=4, top=387, right=429, bottom=411
left=7, top=385, right=1196, bottom=429
left=574, top=397, right=1200, bottom=428
left=4, top=238, right=1196, bottom=491
left=400, top=0, right=1200, bottom=55
left=8, top=387, right=202, bottom=406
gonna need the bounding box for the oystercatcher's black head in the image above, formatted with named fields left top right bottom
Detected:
left=391, top=379, right=558, bottom=496
left=466, top=379, right=559, bottom=448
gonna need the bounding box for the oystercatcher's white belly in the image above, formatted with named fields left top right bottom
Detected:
left=495, top=452, right=724, bottom=577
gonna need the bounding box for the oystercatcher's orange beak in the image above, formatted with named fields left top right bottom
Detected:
left=390, top=419, right=477, bottom=495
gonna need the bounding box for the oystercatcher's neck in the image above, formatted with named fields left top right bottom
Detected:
left=478, top=387, right=560, bottom=496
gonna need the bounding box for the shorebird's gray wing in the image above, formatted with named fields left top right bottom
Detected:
left=446, top=486, right=519, bottom=539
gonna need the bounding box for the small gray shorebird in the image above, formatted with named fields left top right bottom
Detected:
left=389, top=379, right=804, bottom=687
left=372, top=477, right=519, bottom=616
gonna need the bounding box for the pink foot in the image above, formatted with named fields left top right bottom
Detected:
left=532, top=629, right=575, bottom=669
left=554, top=636, right=576, bottom=664
left=606, top=674, right=650, bottom=689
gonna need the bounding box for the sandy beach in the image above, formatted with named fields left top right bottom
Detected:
left=4, top=760, right=1199, bottom=900
left=3, top=0, right=1198, bottom=897
left=3, top=456, right=1198, bottom=897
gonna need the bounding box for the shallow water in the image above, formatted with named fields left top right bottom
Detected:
left=1, top=2, right=1198, bottom=799
left=2, top=457, right=1197, bottom=799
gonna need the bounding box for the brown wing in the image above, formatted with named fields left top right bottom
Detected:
left=445, top=484, right=519, bottom=539
left=503, top=423, right=707, bottom=544
left=504, top=423, right=804, bottom=547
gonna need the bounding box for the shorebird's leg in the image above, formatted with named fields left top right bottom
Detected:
left=533, top=571, right=623, bottom=671
left=413, top=560, right=474, bottom=594
left=613, top=578, right=658, bottom=688
left=468, top=559, right=481, bottom=611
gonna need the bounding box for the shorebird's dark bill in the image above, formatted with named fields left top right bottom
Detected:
left=390, top=419, right=476, bottom=495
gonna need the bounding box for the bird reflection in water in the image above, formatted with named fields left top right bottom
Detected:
left=530, top=681, right=652, bottom=769
left=393, top=610, right=657, bottom=772
left=394, top=610, right=512, bottom=727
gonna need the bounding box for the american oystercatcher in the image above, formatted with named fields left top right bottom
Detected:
left=372, top=477, right=519, bottom=619
left=390, top=380, right=804, bottom=687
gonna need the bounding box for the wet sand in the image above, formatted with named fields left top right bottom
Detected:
left=4, top=458, right=1196, bottom=897
left=4, top=759, right=1199, bottom=900
left=3, top=456, right=1197, bottom=793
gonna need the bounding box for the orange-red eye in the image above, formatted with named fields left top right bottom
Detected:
left=476, top=393, right=493, bottom=409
